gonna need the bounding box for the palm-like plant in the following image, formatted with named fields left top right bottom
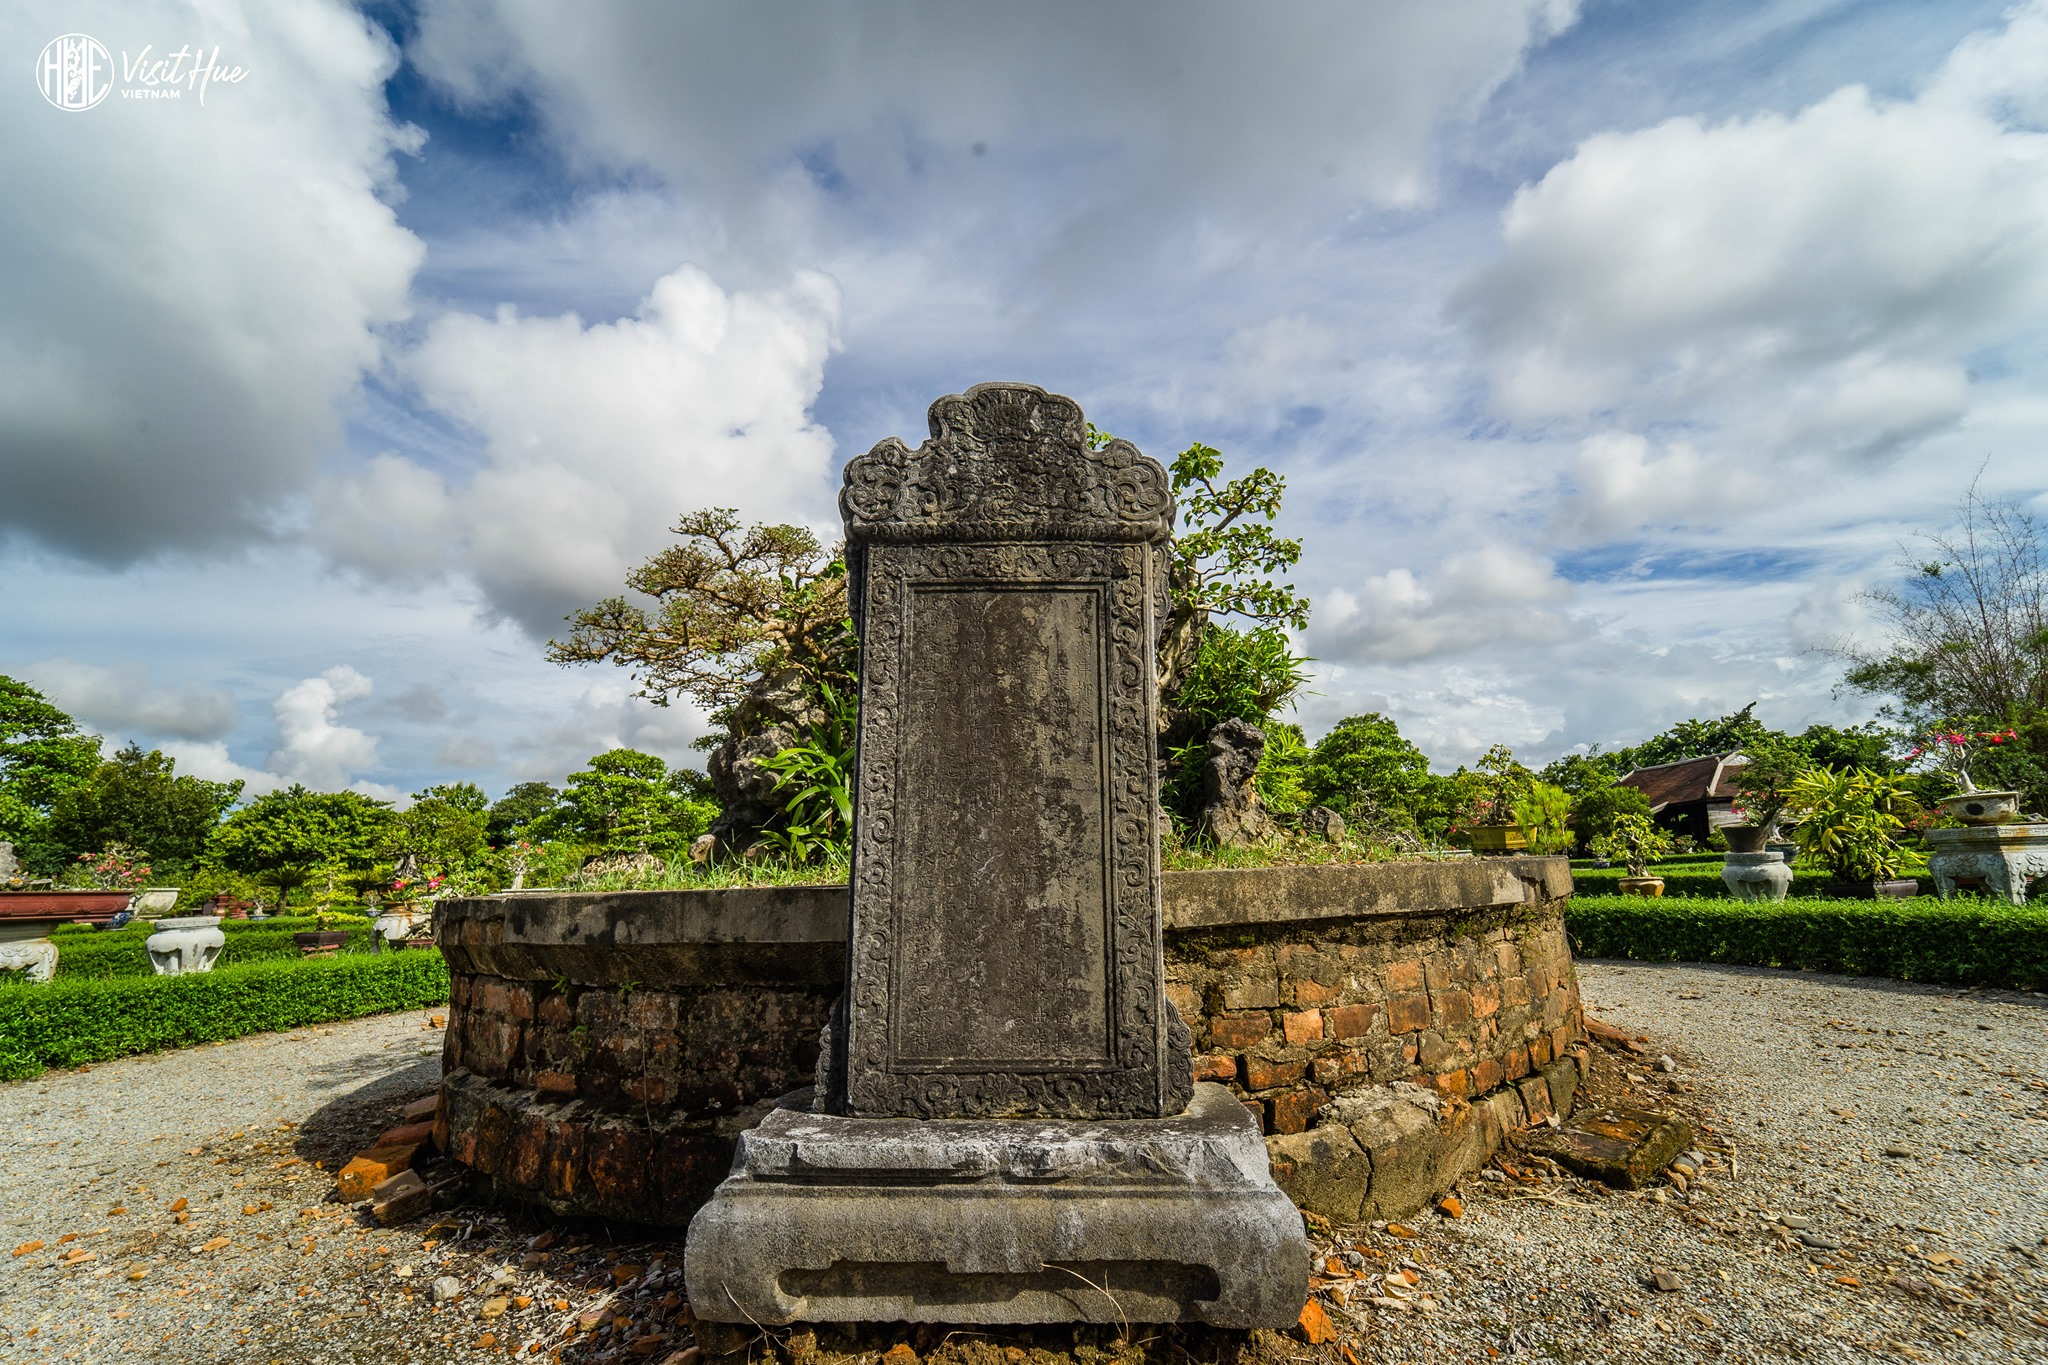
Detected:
left=1784, top=767, right=1916, bottom=881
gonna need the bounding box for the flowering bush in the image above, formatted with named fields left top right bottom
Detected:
left=64, top=844, right=153, bottom=891
left=1906, top=724, right=2018, bottom=793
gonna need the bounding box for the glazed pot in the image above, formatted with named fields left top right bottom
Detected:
left=1937, top=790, right=2022, bottom=826
left=1617, top=876, right=1665, bottom=897
left=1467, top=825, right=1528, bottom=854
left=1721, top=825, right=1770, bottom=854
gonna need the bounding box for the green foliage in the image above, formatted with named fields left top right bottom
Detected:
left=1568, top=783, right=1654, bottom=855
left=1589, top=811, right=1672, bottom=878
left=1301, top=713, right=1433, bottom=825
left=0, top=950, right=449, bottom=1080
left=389, top=781, right=492, bottom=884
left=1512, top=782, right=1573, bottom=855
left=208, top=785, right=397, bottom=908
left=1785, top=767, right=1916, bottom=881
left=1165, top=443, right=1310, bottom=635
left=1172, top=626, right=1310, bottom=732
left=1726, top=732, right=1806, bottom=837
left=46, top=914, right=377, bottom=980
left=1566, top=894, right=2048, bottom=991
left=486, top=781, right=560, bottom=843
left=1253, top=722, right=1311, bottom=816
left=1568, top=863, right=1927, bottom=899
left=532, top=749, right=715, bottom=856
left=757, top=681, right=857, bottom=863
left=46, top=743, right=240, bottom=877
left=0, top=676, right=103, bottom=876
left=1535, top=750, right=1627, bottom=797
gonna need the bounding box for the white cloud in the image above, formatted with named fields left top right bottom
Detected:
left=411, top=1, right=1580, bottom=219
left=266, top=665, right=389, bottom=795
left=0, top=0, right=424, bottom=561
left=503, top=681, right=710, bottom=783
left=1312, top=545, right=1578, bottom=665
left=22, top=658, right=236, bottom=741
left=1455, top=1, right=2048, bottom=475
left=1555, top=432, right=1733, bottom=544
left=156, top=740, right=280, bottom=797
left=315, top=265, right=840, bottom=634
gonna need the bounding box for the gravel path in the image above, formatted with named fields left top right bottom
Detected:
left=1, top=963, right=2044, bottom=1364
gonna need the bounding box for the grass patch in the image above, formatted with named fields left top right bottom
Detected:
left=1567, top=893, right=2048, bottom=991
left=0, top=950, right=450, bottom=1081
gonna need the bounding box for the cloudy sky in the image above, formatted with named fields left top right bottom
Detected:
left=5, top=0, right=2045, bottom=802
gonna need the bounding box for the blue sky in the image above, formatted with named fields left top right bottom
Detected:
left=4, top=0, right=2045, bottom=802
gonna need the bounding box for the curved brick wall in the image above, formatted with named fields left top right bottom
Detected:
left=434, top=857, right=1583, bottom=1225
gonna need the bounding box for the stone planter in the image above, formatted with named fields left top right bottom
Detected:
left=1721, top=825, right=1769, bottom=854
left=436, top=856, right=1585, bottom=1230
left=1926, top=823, right=2048, bottom=905
left=372, top=910, right=423, bottom=952
left=1821, top=879, right=1917, bottom=900
left=292, top=930, right=349, bottom=956
left=1466, top=824, right=1527, bottom=854
left=1616, top=876, right=1664, bottom=897
left=1937, top=790, right=2022, bottom=826
left=1720, top=851, right=1792, bottom=902
left=129, top=887, right=181, bottom=918
left=146, top=915, right=226, bottom=975
left=0, top=889, right=133, bottom=924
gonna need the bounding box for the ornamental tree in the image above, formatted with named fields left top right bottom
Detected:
left=48, top=743, right=241, bottom=877
left=208, top=785, right=396, bottom=910
left=0, top=676, right=102, bottom=876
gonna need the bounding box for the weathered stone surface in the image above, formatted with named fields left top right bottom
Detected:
left=145, top=915, right=225, bottom=975
left=684, top=1084, right=1307, bottom=1327
left=0, top=939, right=57, bottom=983
left=1199, top=719, right=1274, bottom=847
left=1720, top=850, right=1793, bottom=902
left=834, top=382, right=1187, bottom=1121
left=1264, top=1123, right=1368, bottom=1224
left=707, top=667, right=826, bottom=838
left=1927, top=823, right=2048, bottom=905
left=1534, top=1106, right=1693, bottom=1189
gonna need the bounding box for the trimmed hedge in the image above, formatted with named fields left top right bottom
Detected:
left=1568, top=865, right=1935, bottom=899
left=0, top=950, right=450, bottom=1081
left=43, top=916, right=378, bottom=980
left=1566, top=894, right=2048, bottom=991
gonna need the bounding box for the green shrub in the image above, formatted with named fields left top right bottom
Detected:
left=0, top=951, right=450, bottom=1080
left=41, top=914, right=378, bottom=980
left=1566, top=894, right=2048, bottom=990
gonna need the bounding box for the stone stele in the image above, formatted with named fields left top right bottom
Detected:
left=684, top=383, right=1308, bottom=1327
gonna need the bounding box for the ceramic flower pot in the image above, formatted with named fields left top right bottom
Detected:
left=1720, top=825, right=1770, bottom=854
left=1467, top=825, right=1528, bottom=854
left=292, top=930, right=349, bottom=956
left=1937, top=790, right=2022, bottom=826
left=1617, top=876, right=1665, bottom=897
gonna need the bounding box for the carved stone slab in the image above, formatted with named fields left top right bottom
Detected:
left=836, top=383, right=1191, bottom=1120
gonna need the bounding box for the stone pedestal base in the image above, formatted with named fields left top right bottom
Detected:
left=683, top=1083, right=1308, bottom=1328
left=1927, top=824, right=2048, bottom=905
left=0, top=939, right=56, bottom=983
left=146, top=916, right=225, bottom=975
left=1720, top=851, right=1792, bottom=902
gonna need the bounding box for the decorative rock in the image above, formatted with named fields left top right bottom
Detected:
left=1720, top=850, right=1793, bottom=902
left=1533, top=1107, right=1694, bottom=1190
left=1199, top=719, right=1274, bottom=848
left=144, top=916, right=225, bottom=976
left=431, top=1276, right=463, bottom=1303
left=1298, top=805, right=1346, bottom=845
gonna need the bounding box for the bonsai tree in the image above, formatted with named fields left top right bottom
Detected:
left=1470, top=745, right=1532, bottom=826
left=1784, top=767, right=1916, bottom=882
left=1589, top=811, right=1671, bottom=878
left=1727, top=736, right=1805, bottom=840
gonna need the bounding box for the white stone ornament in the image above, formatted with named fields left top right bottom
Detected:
left=145, top=915, right=225, bottom=975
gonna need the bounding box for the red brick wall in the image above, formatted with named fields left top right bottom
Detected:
left=1165, top=903, right=1583, bottom=1136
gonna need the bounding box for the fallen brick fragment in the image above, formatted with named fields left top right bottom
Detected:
left=335, top=1144, right=419, bottom=1202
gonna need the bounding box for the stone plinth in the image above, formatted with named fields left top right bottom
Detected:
left=1720, top=851, right=1793, bottom=902
left=683, top=1084, right=1306, bottom=1327
left=0, top=939, right=57, bottom=983
left=1927, top=824, right=2048, bottom=905
left=145, top=915, right=225, bottom=975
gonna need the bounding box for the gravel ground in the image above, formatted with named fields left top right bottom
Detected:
left=1, top=962, right=2044, bottom=1364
